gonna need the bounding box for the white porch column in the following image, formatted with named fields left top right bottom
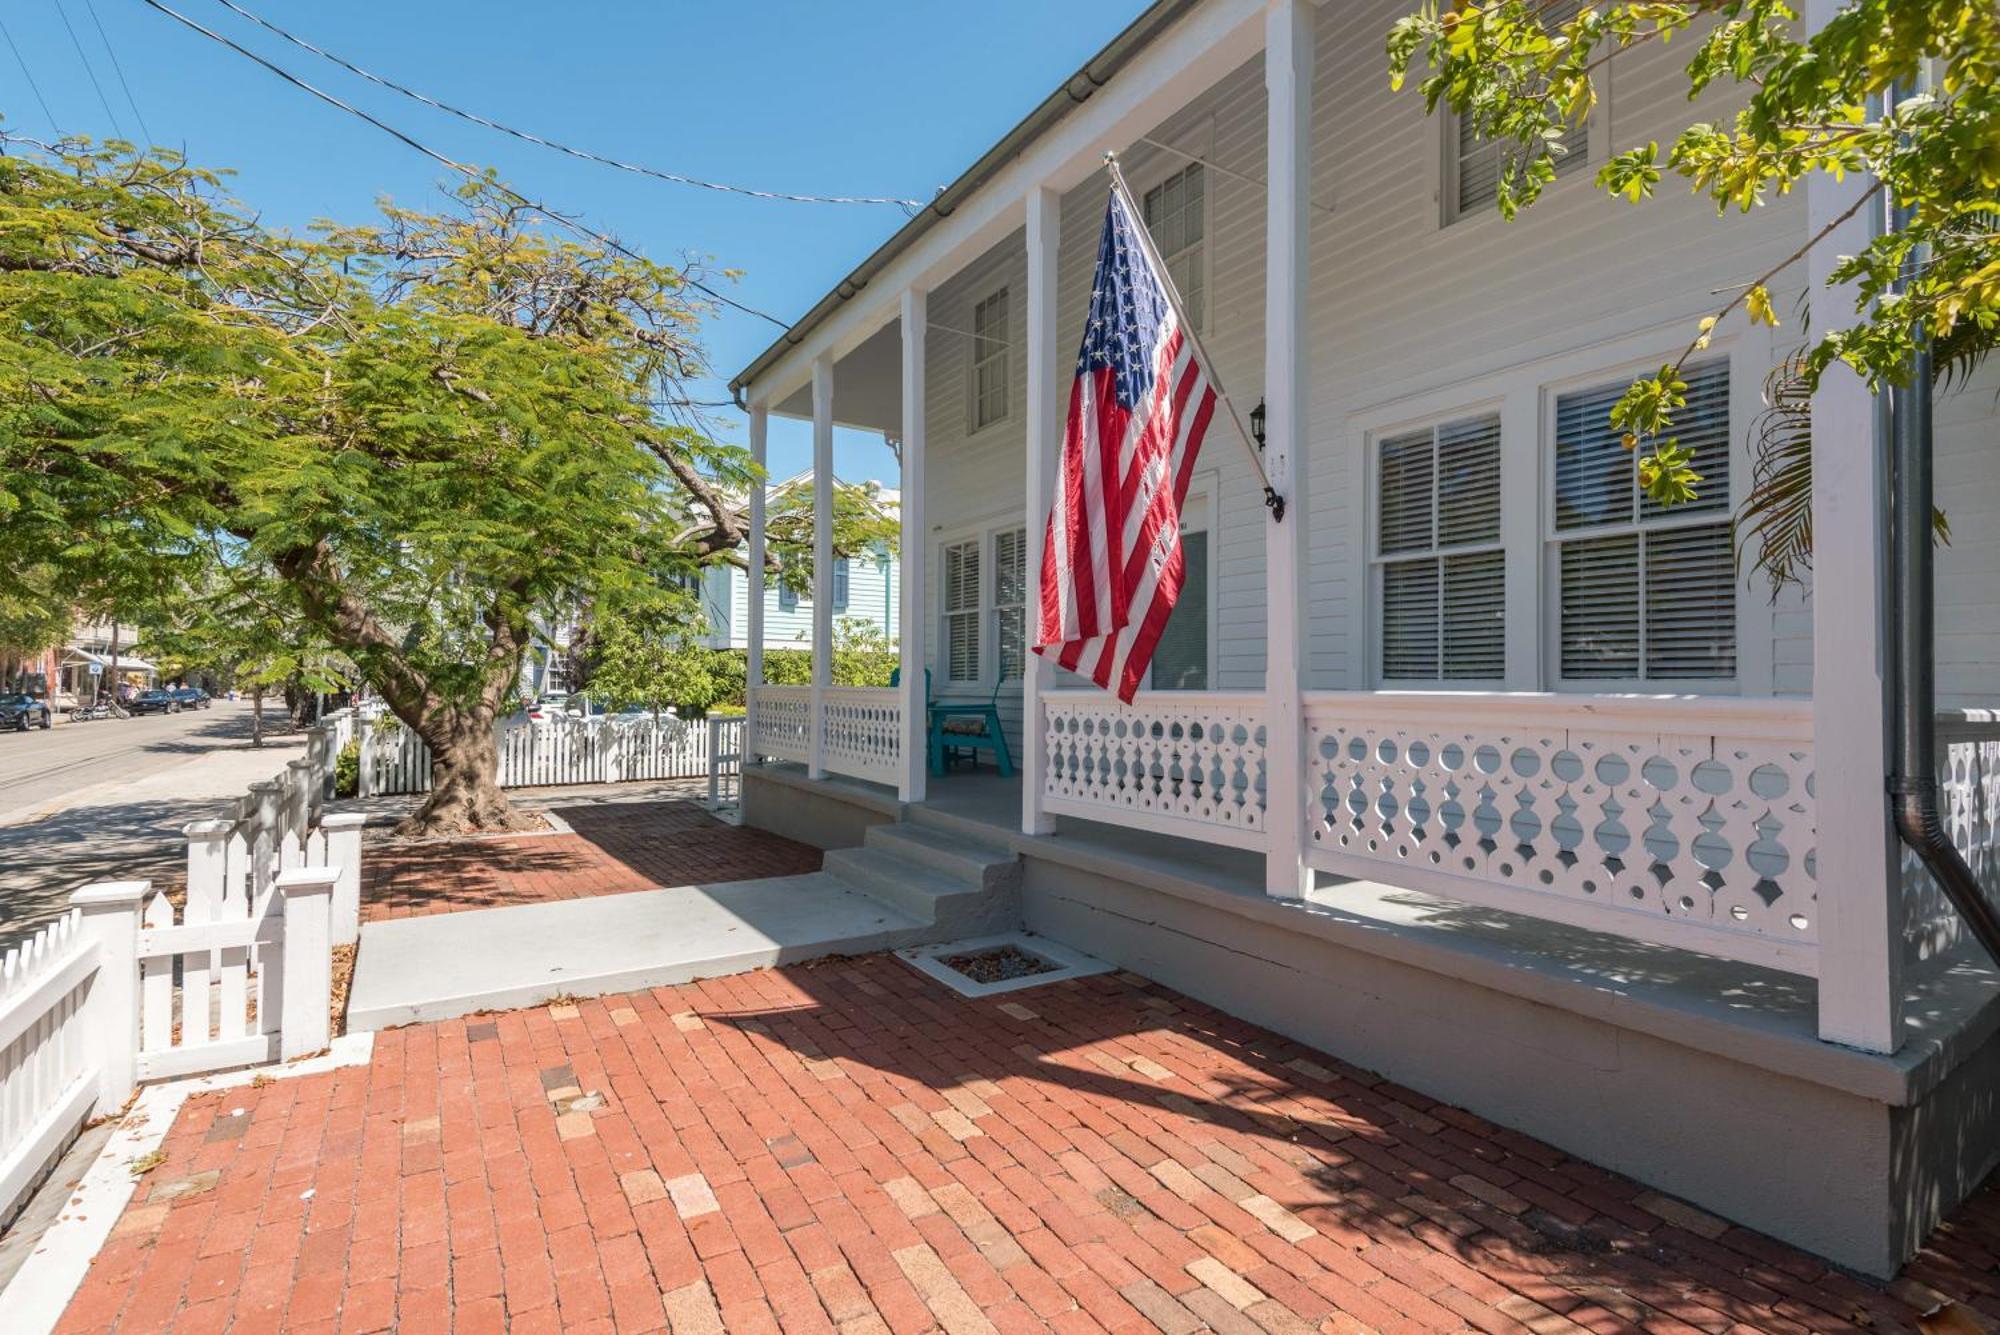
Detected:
left=1809, top=0, right=1899, bottom=1052
left=899, top=288, right=929, bottom=803
left=810, top=353, right=834, bottom=780
left=1262, top=0, right=1314, bottom=898
left=745, top=401, right=768, bottom=762
left=1023, top=185, right=1061, bottom=836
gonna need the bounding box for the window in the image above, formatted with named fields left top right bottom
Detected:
left=970, top=289, right=1010, bottom=432
left=994, top=527, right=1027, bottom=682
left=1447, top=1, right=1588, bottom=222
left=1141, top=162, right=1206, bottom=330
left=1375, top=414, right=1505, bottom=681
left=1149, top=528, right=1209, bottom=690
left=1552, top=360, right=1733, bottom=681
left=777, top=579, right=798, bottom=613
left=943, top=540, right=981, bottom=682
left=832, top=558, right=850, bottom=613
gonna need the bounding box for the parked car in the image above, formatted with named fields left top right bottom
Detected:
left=170, top=686, right=212, bottom=710
left=127, top=688, right=182, bottom=715
left=0, top=693, right=51, bottom=731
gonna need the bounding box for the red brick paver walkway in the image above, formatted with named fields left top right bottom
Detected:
left=58, top=958, right=1997, bottom=1334
left=360, top=801, right=824, bottom=922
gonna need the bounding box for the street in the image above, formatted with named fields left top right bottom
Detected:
left=0, top=700, right=305, bottom=948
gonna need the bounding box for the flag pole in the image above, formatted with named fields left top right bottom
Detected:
left=1103, top=151, right=1286, bottom=522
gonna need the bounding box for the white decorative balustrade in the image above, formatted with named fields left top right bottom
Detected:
left=750, top=686, right=812, bottom=765
left=820, top=688, right=903, bottom=785
left=1042, top=690, right=1268, bottom=849
left=1302, top=692, right=1818, bottom=973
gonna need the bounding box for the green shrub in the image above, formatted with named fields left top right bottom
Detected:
left=333, top=737, right=360, bottom=799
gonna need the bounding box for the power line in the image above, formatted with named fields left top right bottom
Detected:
left=52, top=0, right=125, bottom=139
left=83, top=0, right=156, bottom=145
left=209, top=0, right=925, bottom=212
left=137, top=0, right=791, bottom=330
left=0, top=16, right=60, bottom=135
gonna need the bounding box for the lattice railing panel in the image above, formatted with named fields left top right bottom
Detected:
left=751, top=687, right=812, bottom=764
left=821, top=688, right=902, bottom=785
left=1043, top=691, right=1267, bottom=848
left=1302, top=693, right=1817, bottom=971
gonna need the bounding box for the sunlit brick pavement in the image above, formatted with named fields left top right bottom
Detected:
left=359, top=800, right=824, bottom=922
left=55, top=956, right=1999, bottom=1333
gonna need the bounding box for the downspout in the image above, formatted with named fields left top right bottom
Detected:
left=1884, top=81, right=2000, bottom=963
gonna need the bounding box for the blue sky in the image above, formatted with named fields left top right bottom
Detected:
left=5, top=0, right=1140, bottom=482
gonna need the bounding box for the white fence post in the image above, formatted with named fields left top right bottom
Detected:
left=359, top=721, right=377, bottom=798
left=283, top=761, right=314, bottom=867
left=70, top=882, right=145, bottom=1115
left=321, top=813, right=367, bottom=947
left=275, top=868, right=335, bottom=1060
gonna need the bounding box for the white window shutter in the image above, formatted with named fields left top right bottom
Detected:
left=1377, top=413, right=1503, bottom=681
left=943, top=540, right=982, bottom=682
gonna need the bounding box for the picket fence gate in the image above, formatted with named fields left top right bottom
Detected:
left=0, top=719, right=363, bottom=1229
left=361, top=711, right=744, bottom=798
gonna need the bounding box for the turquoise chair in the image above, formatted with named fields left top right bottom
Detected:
left=890, top=667, right=1015, bottom=778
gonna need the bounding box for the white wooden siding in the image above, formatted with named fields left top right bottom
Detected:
left=905, top=0, right=2000, bottom=711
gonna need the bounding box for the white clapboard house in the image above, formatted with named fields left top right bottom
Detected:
left=726, top=0, right=2000, bottom=1276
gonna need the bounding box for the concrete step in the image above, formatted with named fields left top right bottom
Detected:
left=823, top=844, right=1019, bottom=939
left=863, top=821, right=1019, bottom=891
left=345, top=872, right=930, bottom=1031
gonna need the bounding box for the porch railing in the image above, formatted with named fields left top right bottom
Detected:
left=1302, top=692, right=1818, bottom=974
left=1041, top=689, right=1268, bottom=850
left=750, top=686, right=812, bottom=765
left=820, top=687, right=903, bottom=786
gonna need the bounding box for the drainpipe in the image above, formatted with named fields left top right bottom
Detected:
left=1884, top=78, right=2000, bottom=964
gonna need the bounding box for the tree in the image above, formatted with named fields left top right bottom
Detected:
left=1389, top=1, right=1999, bottom=580
left=0, top=136, right=876, bottom=832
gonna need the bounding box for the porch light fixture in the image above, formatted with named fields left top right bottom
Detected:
left=1250, top=398, right=1266, bottom=450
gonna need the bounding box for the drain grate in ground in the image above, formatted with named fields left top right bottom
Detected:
left=896, top=932, right=1113, bottom=998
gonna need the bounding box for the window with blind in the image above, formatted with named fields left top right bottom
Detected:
left=994, top=527, right=1027, bottom=682
left=1141, top=163, right=1206, bottom=331
left=970, top=289, right=1010, bottom=432
left=1447, top=1, right=1588, bottom=222
left=942, top=539, right=981, bottom=683
left=1375, top=414, right=1506, bottom=681
left=1552, top=360, right=1733, bottom=682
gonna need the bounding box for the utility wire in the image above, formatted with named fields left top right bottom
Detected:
left=53, top=0, right=125, bottom=139
left=0, top=16, right=60, bottom=135
left=208, top=0, right=926, bottom=212
left=138, top=0, right=791, bottom=330
left=82, top=0, right=156, bottom=145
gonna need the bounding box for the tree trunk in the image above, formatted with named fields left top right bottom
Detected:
left=250, top=684, right=264, bottom=746
left=399, top=708, right=534, bottom=836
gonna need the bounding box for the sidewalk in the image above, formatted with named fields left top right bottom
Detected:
left=49, top=956, right=1994, bottom=1334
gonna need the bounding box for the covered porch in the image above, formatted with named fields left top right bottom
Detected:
left=728, top=0, right=2000, bottom=1279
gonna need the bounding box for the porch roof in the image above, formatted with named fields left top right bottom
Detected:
left=727, top=0, right=1203, bottom=404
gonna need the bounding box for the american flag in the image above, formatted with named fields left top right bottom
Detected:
left=1033, top=184, right=1216, bottom=703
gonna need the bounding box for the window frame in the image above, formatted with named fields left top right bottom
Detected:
left=1439, top=1, right=1603, bottom=229
left=1142, top=474, right=1219, bottom=691
left=940, top=536, right=984, bottom=685
left=1137, top=159, right=1210, bottom=335
left=1542, top=357, right=1738, bottom=690
left=968, top=286, right=1012, bottom=436
left=1366, top=414, right=1509, bottom=687
left=831, top=556, right=850, bottom=614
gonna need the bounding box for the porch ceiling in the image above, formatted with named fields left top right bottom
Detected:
left=770, top=315, right=902, bottom=435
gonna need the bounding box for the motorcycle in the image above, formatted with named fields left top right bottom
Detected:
left=72, top=702, right=113, bottom=722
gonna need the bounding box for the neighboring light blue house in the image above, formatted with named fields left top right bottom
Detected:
left=700, top=475, right=900, bottom=651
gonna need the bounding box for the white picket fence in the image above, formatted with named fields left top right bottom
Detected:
left=0, top=717, right=362, bottom=1229
left=360, top=711, right=745, bottom=798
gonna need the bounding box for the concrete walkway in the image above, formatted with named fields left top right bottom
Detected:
left=345, top=871, right=931, bottom=1029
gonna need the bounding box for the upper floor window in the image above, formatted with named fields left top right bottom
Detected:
left=1141, top=162, right=1206, bottom=330
left=970, top=288, right=1010, bottom=432
left=943, top=539, right=981, bottom=683
left=1375, top=414, right=1505, bottom=681
left=1552, top=360, right=1733, bottom=682
left=1445, top=1, right=1588, bottom=224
